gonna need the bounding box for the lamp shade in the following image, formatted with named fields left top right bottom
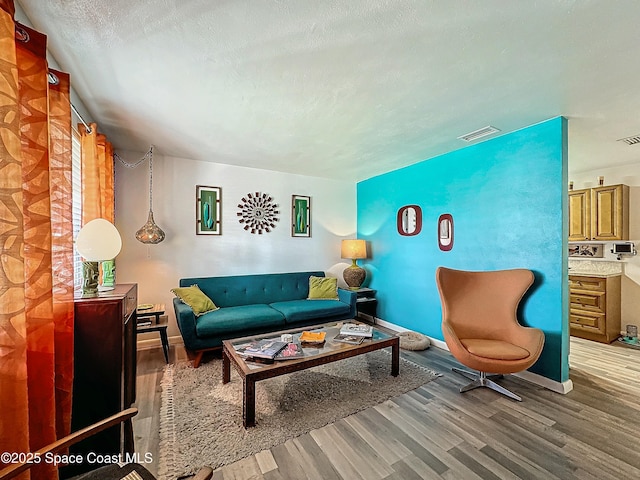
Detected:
left=341, top=239, right=367, bottom=259
left=76, top=218, right=122, bottom=261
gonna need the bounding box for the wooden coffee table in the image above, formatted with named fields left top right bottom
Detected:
left=222, top=321, right=399, bottom=428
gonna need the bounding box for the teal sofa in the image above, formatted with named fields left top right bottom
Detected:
left=173, top=271, right=357, bottom=366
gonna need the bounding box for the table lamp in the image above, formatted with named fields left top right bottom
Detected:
left=341, top=239, right=367, bottom=289
left=75, top=218, right=122, bottom=296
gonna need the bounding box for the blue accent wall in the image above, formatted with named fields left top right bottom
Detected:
left=357, top=117, right=568, bottom=383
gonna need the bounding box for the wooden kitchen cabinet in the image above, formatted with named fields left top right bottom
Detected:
left=568, top=184, right=628, bottom=241
left=568, top=188, right=591, bottom=241
left=569, top=275, right=621, bottom=343
left=591, top=184, right=629, bottom=240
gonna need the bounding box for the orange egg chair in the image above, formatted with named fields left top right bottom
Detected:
left=435, top=267, right=545, bottom=401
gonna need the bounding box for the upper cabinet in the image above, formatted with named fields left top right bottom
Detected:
left=569, top=184, right=629, bottom=241
left=568, top=188, right=591, bottom=241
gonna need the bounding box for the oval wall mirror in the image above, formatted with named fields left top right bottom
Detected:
left=397, top=205, right=423, bottom=236
left=438, top=213, right=454, bottom=251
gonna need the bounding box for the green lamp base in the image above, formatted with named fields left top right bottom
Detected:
left=81, top=261, right=99, bottom=297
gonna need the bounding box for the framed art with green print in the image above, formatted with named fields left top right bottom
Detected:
left=196, top=185, right=222, bottom=235
left=292, top=194, right=310, bottom=237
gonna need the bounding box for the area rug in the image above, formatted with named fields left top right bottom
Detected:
left=157, top=350, right=440, bottom=478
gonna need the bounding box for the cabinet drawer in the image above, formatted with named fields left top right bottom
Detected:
left=569, top=276, right=605, bottom=291
left=570, top=311, right=606, bottom=335
left=569, top=290, right=605, bottom=313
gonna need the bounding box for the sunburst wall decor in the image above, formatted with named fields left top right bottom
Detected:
left=237, top=192, right=280, bottom=234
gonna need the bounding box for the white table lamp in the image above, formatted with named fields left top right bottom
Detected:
left=76, top=218, right=122, bottom=296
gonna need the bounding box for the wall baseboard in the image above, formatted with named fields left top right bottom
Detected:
left=512, top=370, right=574, bottom=394
left=373, top=316, right=573, bottom=395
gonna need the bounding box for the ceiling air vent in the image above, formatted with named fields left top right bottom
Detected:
left=618, top=135, right=640, bottom=146
left=457, top=126, right=501, bottom=142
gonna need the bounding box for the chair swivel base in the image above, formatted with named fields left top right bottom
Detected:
left=452, top=367, right=522, bottom=401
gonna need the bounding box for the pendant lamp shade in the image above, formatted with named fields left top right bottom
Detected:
left=136, top=145, right=165, bottom=244
left=136, top=211, right=165, bottom=244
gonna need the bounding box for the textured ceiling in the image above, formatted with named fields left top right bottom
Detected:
left=16, top=0, right=640, bottom=181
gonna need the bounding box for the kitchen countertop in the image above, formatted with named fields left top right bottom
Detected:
left=569, top=271, right=621, bottom=278
left=568, top=260, right=622, bottom=277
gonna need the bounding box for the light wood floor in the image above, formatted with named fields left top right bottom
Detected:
left=133, top=335, right=640, bottom=479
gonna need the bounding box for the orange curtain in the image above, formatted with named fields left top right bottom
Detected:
left=80, top=124, right=114, bottom=224
left=0, top=2, right=74, bottom=479
left=48, top=69, right=75, bottom=444
left=79, top=123, right=115, bottom=292
left=0, top=4, right=30, bottom=479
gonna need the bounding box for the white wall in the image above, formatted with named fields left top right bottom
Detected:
left=114, top=151, right=356, bottom=339
left=569, top=163, right=640, bottom=332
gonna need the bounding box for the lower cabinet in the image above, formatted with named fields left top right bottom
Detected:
left=569, top=275, right=621, bottom=343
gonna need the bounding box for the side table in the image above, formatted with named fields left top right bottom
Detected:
left=136, top=303, right=169, bottom=363
left=355, top=288, right=377, bottom=320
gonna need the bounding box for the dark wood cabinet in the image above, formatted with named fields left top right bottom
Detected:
left=64, top=284, right=137, bottom=477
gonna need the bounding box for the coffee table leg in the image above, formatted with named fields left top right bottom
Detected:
left=222, top=348, right=230, bottom=384
left=391, top=341, right=399, bottom=377
left=243, top=378, right=256, bottom=428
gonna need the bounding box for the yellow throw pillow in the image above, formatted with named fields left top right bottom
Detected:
left=171, top=285, right=218, bottom=316
left=308, top=276, right=339, bottom=300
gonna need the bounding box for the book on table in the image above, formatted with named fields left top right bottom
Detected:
left=274, top=342, right=305, bottom=360
left=333, top=333, right=365, bottom=345
left=340, top=323, right=373, bottom=337
left=239, top=339, right=288, bottom=359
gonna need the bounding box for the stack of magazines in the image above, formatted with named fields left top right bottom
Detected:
left=339, top=323, right=373, bottom=337
left=274, top=342, right=305, bottom=360
left=238, top=339, right=287, bottom=360
left=235, top=339, right=305, bottom=361
left=333, top=333, right=365, bottom=345
left=334, top=323, right=373, bottom=345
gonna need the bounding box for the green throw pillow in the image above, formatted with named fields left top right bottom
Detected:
left=308, top=276, right=339, bottom=300
left=171, top=285, right=218, bottom=316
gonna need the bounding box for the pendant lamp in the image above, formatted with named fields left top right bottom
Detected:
left=135, top=146, right=165, bottom=244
